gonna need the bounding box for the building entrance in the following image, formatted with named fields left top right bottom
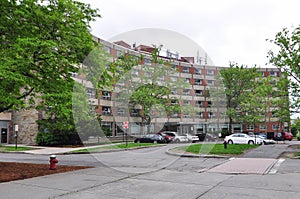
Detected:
left=1, top=128, right=7, bottom=143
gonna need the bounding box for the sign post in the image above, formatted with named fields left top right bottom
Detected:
left=14, top=125, right=18, bottom=149
left=123, top=122, right=129, bottom=148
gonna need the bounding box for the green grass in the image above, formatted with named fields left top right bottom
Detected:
left=0, top=145, right=37, bottom=152
left=71, top=142, right=160, bottom=153
left=185, top=144, right=259, bottom=155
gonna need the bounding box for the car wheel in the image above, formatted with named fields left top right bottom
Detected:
left=136, top=140, right=140, bottom=143
left=248, top=140, right=254, bottom=145
left=175, top=139, right=180, bottom=143
left=263, top=141, right=267, bottom=145
left=153, top=140, right=157, bottom=144
left=228, top=140, right=233, bottom=144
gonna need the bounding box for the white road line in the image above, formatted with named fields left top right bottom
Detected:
left=268, top=158, right=285, bottom=174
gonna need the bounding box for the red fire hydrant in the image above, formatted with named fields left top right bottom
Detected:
left=49, top=155, right=58, bottom=170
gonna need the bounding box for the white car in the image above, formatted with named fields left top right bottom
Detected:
left=164, top=131, right=189, bottom=143
left=184, top=134, right=199, bottom=143
left=224, top=133, right=263, bottom=145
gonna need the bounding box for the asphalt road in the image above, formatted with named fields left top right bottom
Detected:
left=0, top=142, right=300, bottom=198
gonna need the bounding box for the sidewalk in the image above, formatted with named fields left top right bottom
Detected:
left=3, top=144, right=116, bottom=155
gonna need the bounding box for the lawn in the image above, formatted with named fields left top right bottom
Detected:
left=184, top=144, right=259, bottom=155
left=0, top=145, right=38, bottom=152
left=71, top=142, right=161, bottom=153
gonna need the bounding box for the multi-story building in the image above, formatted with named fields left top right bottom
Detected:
left=76, top=36, right=289, bottom=138
left=0, top=36, right=289, bottom=144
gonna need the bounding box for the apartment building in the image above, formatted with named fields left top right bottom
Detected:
left=0, top=36, right=289, bottom=144
left=77, top=36, right=289, bottom=138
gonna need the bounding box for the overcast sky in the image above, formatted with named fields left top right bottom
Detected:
left=79, top=0, right=300, bottom=67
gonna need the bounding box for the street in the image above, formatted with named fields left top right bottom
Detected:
left=0, top=142, right=300, bottom=198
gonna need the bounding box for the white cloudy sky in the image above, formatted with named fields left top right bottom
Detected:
left=79, top=0, right=299, bottom=67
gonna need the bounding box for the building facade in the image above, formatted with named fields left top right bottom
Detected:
left=0, top=36, right=289, bottom=144
left=74, top=36, right=289, bottom=138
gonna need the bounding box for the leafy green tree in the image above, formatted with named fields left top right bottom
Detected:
left=291, top=118, right=300, bottom=135
left=267, top=25, right=300, bottom=111
left=0, top=0, right=100, bottom=113
left=272, top=76, right=290, bottom=132
left=115, top=47, right=187, bottom=134
left=219, top=63, right=259, bottom=134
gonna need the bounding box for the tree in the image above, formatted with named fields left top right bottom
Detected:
left=219, top=63, right=259, bottom=134
left=267, top=25, right=300, bottom=111
left=114, top=47, right=187, bottom=134
left=0, top=0, right=100, bottom=113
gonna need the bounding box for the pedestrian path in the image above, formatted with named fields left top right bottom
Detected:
left=207, top=157, right=277, bottom=174
left=3, top=144, right=116, bottom=155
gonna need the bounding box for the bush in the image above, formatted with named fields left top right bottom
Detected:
left=36, top=131, right=83, bottom=146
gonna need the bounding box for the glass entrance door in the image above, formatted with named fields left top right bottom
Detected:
left=1, top=128, right=7, bottom=143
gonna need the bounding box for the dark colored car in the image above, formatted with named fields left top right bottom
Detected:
left=157, top=132, right=174, bottom=143
left=134, top=134, right=166, bottom=143
left=196, top=133, right=218, bottom=142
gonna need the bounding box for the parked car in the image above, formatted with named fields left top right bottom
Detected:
left=157, top=132, right=173, bottom=143
left=224, top=133, right=263, bottom=145
left=283, top=132, right=294, bottom=141
left=183, top=133, right=199, bottom=143
left=196, top=133, right=218, bottom=142
left=274, top=132, right=293, bottom=141
left=134, top=134, right=166, bottom=144
left=253, top=135, right=276, bottom=145
left=163, top=131, right=189, bottom=143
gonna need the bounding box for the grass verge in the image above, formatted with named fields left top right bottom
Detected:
left=0, top=145, right=38, bottom=152
left=184, top=144, right=259, bottom=155
left=71, top=142, right=161, bottom=153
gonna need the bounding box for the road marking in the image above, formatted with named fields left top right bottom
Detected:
left=268, top=158, right=285, bottom=174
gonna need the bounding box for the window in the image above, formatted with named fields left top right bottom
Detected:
left=196, top=101, right=203, bottom=107
left=102, top=106, right=111, bottom=115
left=260, top=125, right=266, bottom=130
left=270, top=71, right=277, bottom=77
left=194, top=79, right=202, bottom=85
left=131, top=70, right=139, bottom=76
left=144, top=58, right=151, bottom=65
left=183, top=89, right=190, bottom=95
left=196, top=112, right=204, bottom=118
left=131, top=109, right=139, bottom=117
left=86, top=87, right=95, bottom=98
left=207, top=101, right=212, bottom=107
left=116, top=50, right=123, bottom=58
left=207, top=80, right=214, bottom=86
left=247, top=125, right=254, bottom=130
left=207, top=70, right=214, bottom=75
left=272, top=124, right=280, bottom=130
left=194, top=68, right=201, bottom=75
left=171, top=89, right=177, bottom=95
left=104, top=46, right=110, bottom=53
left=102, top=91, right=111, bottom=100
left=171, top=65, right=178, bottom=71
left=208, top=112, right=216, bottom=118
left=158, top=76, right=165, bottom=81
left=170, top=76, right=177, bottom=82
left=195, top=90, right=203, bottom=96
left=183, top=100, right=189, bottom=105
left=117, top=108, right=125, bottom=116
left=182, top=67, right=189, bottom=73
left=70, top=72, right=78, bottom=77
left=171, top=99, right=178, bottom=105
